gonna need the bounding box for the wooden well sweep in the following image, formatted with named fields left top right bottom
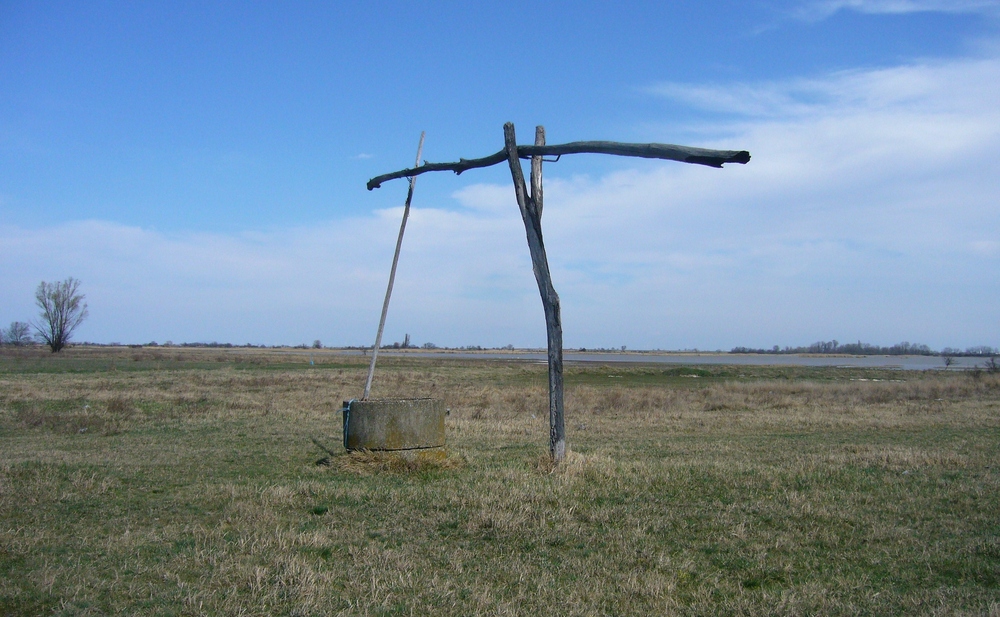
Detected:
left=366, top=123, right=749, bottom=463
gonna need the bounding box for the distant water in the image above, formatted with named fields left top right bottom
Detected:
left=368, top=350, right=987, bottom=371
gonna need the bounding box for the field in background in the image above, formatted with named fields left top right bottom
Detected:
left=1, top=346, right=999, bottom=616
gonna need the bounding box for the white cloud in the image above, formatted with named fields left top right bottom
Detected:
left=0, top=206, right=538, bottom=347
left=3, top=54, right=999, bottom=350
left=650, top=58, right=1000, bottom=118
left=969, top=240, right=1000, bottom=256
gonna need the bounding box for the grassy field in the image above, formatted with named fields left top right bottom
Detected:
left=1, top=346, right=999, bottom=616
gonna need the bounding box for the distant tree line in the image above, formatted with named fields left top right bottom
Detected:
left=942, top=346, right=998, bottom=357
left=731, top=340, right=997, bottom=357
left=77, top=341, right=329, bottom=349
left=380, top=334, right=415, bottom=350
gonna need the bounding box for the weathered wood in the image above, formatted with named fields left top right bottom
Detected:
left=531, top=126, right=544, bottom=219
left=367, top=141, right=750, bottom=190
left=364, top=132, right=425, bottom=400
left=505, top=123, right=566, bottom=463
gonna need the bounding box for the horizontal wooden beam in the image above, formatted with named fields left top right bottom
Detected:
left=366, top=141, right=750, bottom=190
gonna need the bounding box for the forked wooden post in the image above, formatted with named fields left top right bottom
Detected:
left=504, top=123, right=565, bottom=461
left=366, top=123, right=749, bottom=462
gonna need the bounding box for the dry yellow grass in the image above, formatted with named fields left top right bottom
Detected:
left=1, top=346, right=999, bottom=615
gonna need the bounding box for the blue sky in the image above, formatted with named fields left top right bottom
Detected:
left=2, top=1, right=998, bottom=349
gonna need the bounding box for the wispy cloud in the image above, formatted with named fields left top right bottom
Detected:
left=796, top=0, right=1000, bottom=20
left=649, top=57, right=1000, bottom=118
left=353, top=153, right=374, bottom=160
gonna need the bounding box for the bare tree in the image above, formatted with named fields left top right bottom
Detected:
left=3, top=321, right=33, bottom=346
left=32, top=278, right=89, bottom=353
left=986, top=356, right=1000, bottom=374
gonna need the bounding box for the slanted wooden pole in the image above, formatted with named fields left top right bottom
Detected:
left=363, top=132, right=425, bottom=400
left=505, top=122, right=565, bottom=462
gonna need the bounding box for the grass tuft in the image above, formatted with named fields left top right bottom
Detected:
left=332, top=448, right=465, bottom=475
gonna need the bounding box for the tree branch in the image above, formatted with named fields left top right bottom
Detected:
left=367, top=141, right=750, bottom=190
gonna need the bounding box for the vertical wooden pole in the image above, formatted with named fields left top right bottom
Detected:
left=363, top=132, right=425, bottom=400
left=531, top=126, right=544, bottom=218
left=504, top=122, right=565, bottom=462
